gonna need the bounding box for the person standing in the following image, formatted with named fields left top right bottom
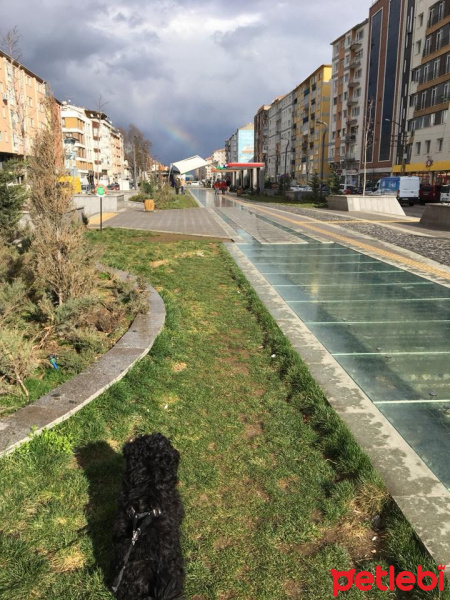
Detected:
left=175, top=176, right=181, bottom=195
left=180, top=176, right=186, bottom=195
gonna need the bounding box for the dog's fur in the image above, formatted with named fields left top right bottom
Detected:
left=110, top=433, right=185, bottom=600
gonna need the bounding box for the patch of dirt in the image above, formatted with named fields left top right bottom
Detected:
left=253, top=389, right=266, bottom=398
left=172, top=362, right=187, bottom=372
left=50, top=547, right=86, bottom=572
left=277, top=476, right=300, bottom=492
left=244, top=422, right=263, bottom=440
left=213, top=536, right=233, bottom=551
left=284, top=579, right=302, bottom=598
left=294, top=518, right=378, bottom=562
left=150, top=259, right=170, bottom=268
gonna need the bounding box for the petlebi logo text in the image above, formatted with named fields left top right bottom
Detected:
left=331, top=565, right=446, bottom=596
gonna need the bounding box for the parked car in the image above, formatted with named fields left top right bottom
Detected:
left=189, top=181, right=201, bottom=186
left=343, top=185, right=362, bottom=195
left=371, top=176, right=420, bottom=206
left=440, top=184, right=450, bottom=203
left=107, top=182, right=120, bottom=191
left=419, top=184, right=441, bottom=204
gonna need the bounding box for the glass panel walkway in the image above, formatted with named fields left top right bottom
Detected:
left=192, top=189, right=450, bottom=488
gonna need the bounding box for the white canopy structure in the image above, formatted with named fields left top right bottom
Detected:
left=171, top=155, right=209, bottom=175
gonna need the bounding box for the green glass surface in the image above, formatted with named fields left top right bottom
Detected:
left=259, top=262, right=400, bottom=275
left=288, top=298, right=450, bottom=323
left=265, top=270, right=426, bottom=287
left=308, top=321, right=450, bottom=354
left=377, top=402, right=450, bottom=487
left=335, top=353, right=450, bottom=402
left=275, top=282, right=450, bottom=302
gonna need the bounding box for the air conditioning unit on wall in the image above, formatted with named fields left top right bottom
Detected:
left=2, top=93, right=8, bottom=101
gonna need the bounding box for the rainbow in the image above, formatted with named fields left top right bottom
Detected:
left=159, top=120, right=197, bottom=154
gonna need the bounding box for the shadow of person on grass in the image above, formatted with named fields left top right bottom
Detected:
left=76, top=440, right=124, bottom=585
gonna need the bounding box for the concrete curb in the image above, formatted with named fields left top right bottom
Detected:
left=0, top=269, right=166, bottom=457
left=225, top=243, right=450, bottom=575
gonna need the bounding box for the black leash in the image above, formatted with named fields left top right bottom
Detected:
left=112, top=506, right=162, bottom=594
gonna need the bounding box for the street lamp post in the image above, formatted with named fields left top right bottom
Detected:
left=385, top=118, right=406, bottom=175
left=283, top=138, right=290, bottom=194
left=316, top=119, right=329, bottom=198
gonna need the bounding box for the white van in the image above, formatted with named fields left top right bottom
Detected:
left=371, top=176, right=420, bottom=206
left=440, top=184, right=450, bottom=203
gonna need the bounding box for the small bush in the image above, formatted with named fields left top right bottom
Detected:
left=0, top=328, right=39, bottom=396
left=129, top=193, right=147, bottom=202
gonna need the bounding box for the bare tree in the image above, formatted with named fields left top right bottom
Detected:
left=119, top=124, right=152, bottom=183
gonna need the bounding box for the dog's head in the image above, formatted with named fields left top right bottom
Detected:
left=123, top=433, right=180, bottom=488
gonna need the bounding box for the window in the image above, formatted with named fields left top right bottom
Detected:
left=447, top=54, right=450, bottom=74
left=425, top=140, right=431, bottom=153
left=421, top=91, right=427, bottom=108
left=433, top=58, right=440, bottom=78
left=26, top=75, right=31, bottom=85
left=437, top=29, right=443, bottom=50
left=444, top=82, right=450, bottom=101
left=425, top=36, right=432, bottom=55
left=28, top=97, right=32, bottom=107
left=431, top=87, right=437, bottom=105
left=0, top=131, right=2, bottom=141
left=418, top=13, right=424, bottom=26
left=416, top=141, right=421, bottom=154
left=416, top=40, right=422, bottom=54
left=437, top=138, right=444, bottom=151
left=423, top=63, right=430, bottom=82
left=438, top=2, right=445, bottom=21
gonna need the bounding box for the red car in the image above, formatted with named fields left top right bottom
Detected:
left=419, top=184, right=440, bottom=204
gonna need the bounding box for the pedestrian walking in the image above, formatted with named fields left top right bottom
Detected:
left=220, top=179, right=227, bottom=195
left=180, top=176, right=186, bottom=195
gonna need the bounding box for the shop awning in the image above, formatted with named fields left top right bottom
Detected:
left=171, top=155, right=209, bottom=175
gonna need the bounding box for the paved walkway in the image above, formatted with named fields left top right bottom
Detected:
left=90, top=203, right=231, bottom=239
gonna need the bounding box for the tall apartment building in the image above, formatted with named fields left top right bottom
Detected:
left=254, top=104, right=271, bottom=165
left=61, top=103, right=94, bottom=184
left=267, top=96, right=284, bottom=180
left=279, top=92, right=294, bottom=178
left=225, top=131, right=238, bottom=163
left=402, top=0, right=450, bottom=182
left=293, top=65, right=332, bottom=184
left=0, top=50, right=48, bottom=164
left=329, top=20, right=369, bottom=187
left=364, top=0, right=413, bottom=179
left=225, top=123, right=254, bottom=164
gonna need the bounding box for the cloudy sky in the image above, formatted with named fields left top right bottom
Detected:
left=2, top=0, right=369, bottom=164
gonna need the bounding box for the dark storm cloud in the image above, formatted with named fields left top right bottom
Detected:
left=2, top=0, right=369, bottom=163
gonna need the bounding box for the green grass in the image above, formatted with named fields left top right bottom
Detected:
left=0, top=229, right=445, bottom=599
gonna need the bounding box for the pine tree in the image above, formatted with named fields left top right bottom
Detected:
left=0, top=161, right=27, bottom=236
left=328, top=167, right=341, bottom=195
left=309, top=171, right=321, bottom=200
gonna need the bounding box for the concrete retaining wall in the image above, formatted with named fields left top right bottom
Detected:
left=327, top=195, right=405, bottom=216
left=73, top=194, right=119, bottom=216
left=420, top=203, right=450, bottom=230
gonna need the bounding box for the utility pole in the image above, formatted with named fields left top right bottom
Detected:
left=363, top=100, right=374, bottom=195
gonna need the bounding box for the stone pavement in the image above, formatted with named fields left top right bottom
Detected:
left=259, top=203, right=450, bottom=267
left=90, top=203, right=231, bottom=239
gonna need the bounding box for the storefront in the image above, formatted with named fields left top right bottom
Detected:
left=392, top=160, right=450, bottom=184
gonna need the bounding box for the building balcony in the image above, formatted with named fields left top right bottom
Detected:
left=345, top=153, right=357, bottom=161
left=348, top=79, right=360, bottom=87
left=350, top=39, right=362, bottom=50
left=347, top=97, right=359, bottom=106
left=345, top=135, right=357, bottom=143
left=349, top=59, right=361, bottom=69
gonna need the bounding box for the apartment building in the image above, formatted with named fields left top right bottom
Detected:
left=267, top=96, right=284, bottom=180
left=0, top=50, right=48, bottom=164
left=254, top=104, right=271, bottom=164
left=402, top=0, right=450, bottom=182
left=199, top=148, right=226, bottom=181
left=364, top=0, right=413, bottom=179
left=61, top=103, right=94, bottom=184
left=329, top=20, right=369, bottom=187
left=279, top=92, right=294, bottom=178
left=225, top=131, right=238, bottom=163
left=293, top=65, right=332, bottom=185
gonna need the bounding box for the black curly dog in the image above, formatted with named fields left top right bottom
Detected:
left=110, top=433, right=185, bottom=600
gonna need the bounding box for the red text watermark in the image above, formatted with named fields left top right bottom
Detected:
left=331, top=565, right=446, bottom=596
